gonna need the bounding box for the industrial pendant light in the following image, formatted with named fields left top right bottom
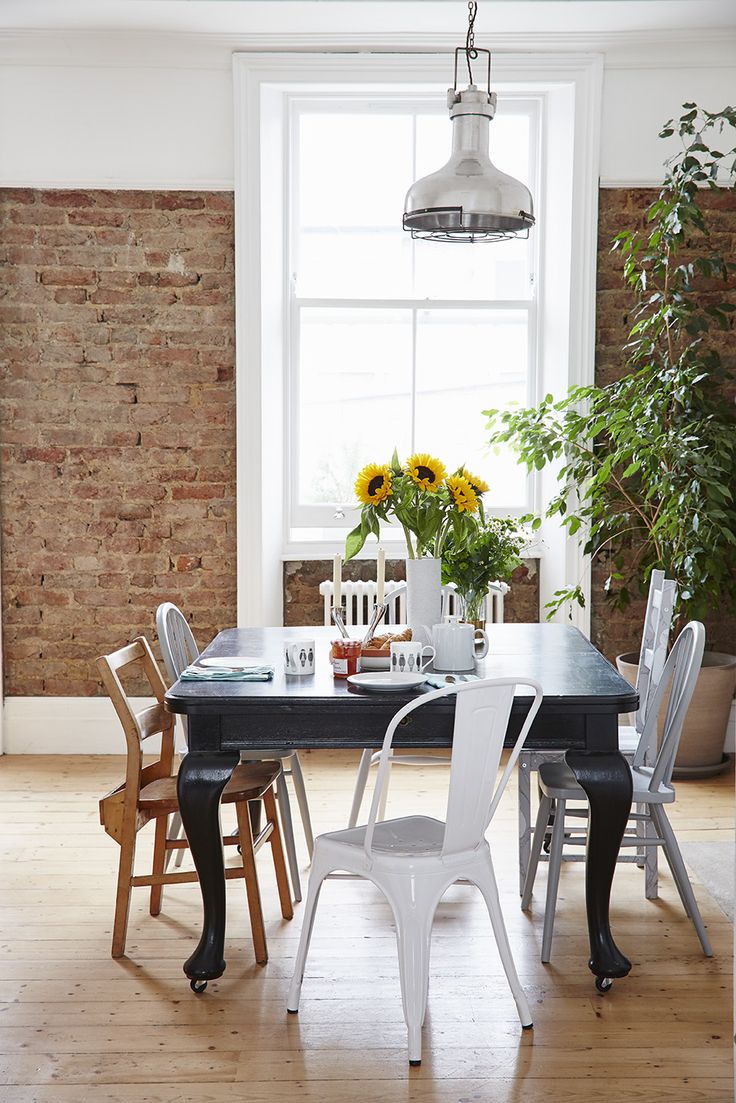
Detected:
left=403, top=2, right=535, bottom=243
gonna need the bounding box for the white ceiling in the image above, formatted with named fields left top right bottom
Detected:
left=1, top=1, right=734, bottom=35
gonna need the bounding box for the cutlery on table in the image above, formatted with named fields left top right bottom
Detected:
left=361, top=601, right=388, bottom=647
left=331, top=605, right=350, bottom=639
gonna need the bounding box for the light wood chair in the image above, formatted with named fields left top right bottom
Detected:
left=97, top=635, right=293, bottom=967
left=155, top=602, right=313, bottom=901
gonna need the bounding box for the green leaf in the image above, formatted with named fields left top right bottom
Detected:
left=345, top=522, right=366, bottom=562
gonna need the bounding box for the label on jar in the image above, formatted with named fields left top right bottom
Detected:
left=332, top=657, right=348, bottom=675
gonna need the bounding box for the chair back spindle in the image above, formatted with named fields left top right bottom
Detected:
left=633, top=621, right=705, bottom=788
left=634, top=569, right=676, bottom=734
left=156, top=602, right=199, bottom=681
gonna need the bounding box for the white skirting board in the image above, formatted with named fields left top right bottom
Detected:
left=2, top=696, right=159, bottom=754
left=1, top=696, right=735, bottom=756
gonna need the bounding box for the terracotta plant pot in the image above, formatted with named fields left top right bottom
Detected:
left=616, top=650, right=736, bottom=774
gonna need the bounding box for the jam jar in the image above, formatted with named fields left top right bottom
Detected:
left=331, top=639, right=362, bottom=678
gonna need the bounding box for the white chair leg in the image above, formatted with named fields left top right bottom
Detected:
left=377, top=755, right=391, bottom=822
left=517, top=759, right=532, bottom=895
left=384, top=876, right=441, bottom=1066
left=286, top=852, right=331, bottom=1012
left=288, top=753, right=314, bottom=860
left=652, top=805, right=713, bottom=957
left=643, top=814, right=658, bottom=900
left=473, top=858, right=533, bottom=1029
left=541, top=798, right=566, bottom=964
left=165, top=812, right=186, bottom=871
left=521, top=793, right=553, bottom=911
left=276, top=772, right=302, bottom=904
left=347, top=749, right=374, bottom=828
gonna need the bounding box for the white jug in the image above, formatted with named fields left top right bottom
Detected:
left=428, top=616, right=489, bottom=672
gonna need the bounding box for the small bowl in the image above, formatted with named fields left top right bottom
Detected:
left=359, top=646, right=391, bottom=672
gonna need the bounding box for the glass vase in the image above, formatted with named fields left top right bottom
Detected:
left=461, top=588, right=486, bottom=631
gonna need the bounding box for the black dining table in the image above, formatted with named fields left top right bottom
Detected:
left=165, top=623, right=637, bottom=991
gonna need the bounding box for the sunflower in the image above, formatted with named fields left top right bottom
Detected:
left=405, top=453, right=447, bottom=492
left=447, top=473, right=479, bottom=514
left=462, top=468, right=489, bottom=495
left=355, top=463, right=393, bottom=506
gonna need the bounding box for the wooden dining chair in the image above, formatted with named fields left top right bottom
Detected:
left=521, top=621, right=710, bottom=970
left=516, top=568, right=676, bottom=894
left=97, top=635, right=293, bottom=970
left=155, top=602, right=313, bottom=901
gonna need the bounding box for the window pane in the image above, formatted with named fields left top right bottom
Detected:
left=412, top=112, right=533, bottom=301
left=414, top=309, right=529, bottom=508
left=296, top=113, right=414, bottom=297
left=298, top=230, right=412, bottom=299
left=297, top=308, right=413, bottom=506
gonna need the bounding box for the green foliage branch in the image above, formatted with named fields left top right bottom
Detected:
left=485, top=104, right=736, bottom=622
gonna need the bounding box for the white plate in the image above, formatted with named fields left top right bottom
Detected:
left=347, top=672, right=427, bottom=692
left=197, top=656, right=266, bottom=670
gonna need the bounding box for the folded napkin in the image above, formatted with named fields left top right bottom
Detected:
left=180, top=665, right=274, bottom=682
left=425, top=673, right=480, bottom=689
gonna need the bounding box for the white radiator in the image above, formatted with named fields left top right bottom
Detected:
left=318, top=579, right=507, bottom=628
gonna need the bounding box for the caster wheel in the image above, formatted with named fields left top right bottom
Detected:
left=190, top=978, right=208, bottom=994
left=595, top=976, right=613, bottom=994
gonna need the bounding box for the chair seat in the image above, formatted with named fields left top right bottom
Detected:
left=618, top=724, right=639, bottom=754
left=139, top=760, right=280, bottom=811
left=324, top=815, right=447, bottom=857
left=537, top=760, right=674, bottom=805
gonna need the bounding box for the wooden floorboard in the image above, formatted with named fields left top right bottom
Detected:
left=0, top=750, right=732, bottom=1100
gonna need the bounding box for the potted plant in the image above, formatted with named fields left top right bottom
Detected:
left=345, top=450, right=489, bottom=635
left=485, top=103, right=736, bottom=772
left=442, top=517, right=527, bottom=628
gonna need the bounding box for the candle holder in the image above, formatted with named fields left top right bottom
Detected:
left=331, top=601, right=349, bottom=638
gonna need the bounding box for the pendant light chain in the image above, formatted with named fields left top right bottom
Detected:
left=465, top=1, right=478, bottom=86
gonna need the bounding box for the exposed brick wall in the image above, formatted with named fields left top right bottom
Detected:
left=0, top=189, right=236, bottom=695
left=283, top=558, right=539, bottom=626
left=592, top=188, right=736, bottom=661
left=1, top=186, right=731, bottom=696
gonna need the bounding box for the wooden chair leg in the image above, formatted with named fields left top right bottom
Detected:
left=150, top=815, right=168, bottom=916
left=111, top=832, right=137, bottom=959
left=234, top=799, right=268, bottom=965
left=263, top=786, right=294, bottom=921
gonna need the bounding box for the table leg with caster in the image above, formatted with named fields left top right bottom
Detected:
left=176, top=749, right=239, bottom=992
left=566, top=749, right=633, bottom=991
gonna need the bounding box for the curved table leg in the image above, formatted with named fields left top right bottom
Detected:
left=177, top=750, right=239, bottom=984
left=565, top=750, right=633, bottom=983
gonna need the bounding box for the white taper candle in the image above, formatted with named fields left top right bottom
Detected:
left=376, top=547, right=386, bottom=605
left=333, top=553, right=342, bottom=610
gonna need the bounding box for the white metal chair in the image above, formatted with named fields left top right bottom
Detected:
left=521, top=621, right=710, bottom=965
left=326, top=580, right=509, bottom=828
left=155, top=603, right=314, bottom=902
left=287, top=676, right=544, bottom=1066
left=516, top=569, right=676, bottom=894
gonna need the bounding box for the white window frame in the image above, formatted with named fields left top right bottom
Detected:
left=233, top=52, right=603, bottom=632
left=287, top=93, right=541, bottom=531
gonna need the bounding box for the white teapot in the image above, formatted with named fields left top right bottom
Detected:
left=427, top=615, right=489, bottom=673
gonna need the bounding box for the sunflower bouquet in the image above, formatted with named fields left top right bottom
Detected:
left=346, top=449, right=489, bottom=561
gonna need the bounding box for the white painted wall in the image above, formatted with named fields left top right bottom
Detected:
left=0, top=31, right=734, bottom=189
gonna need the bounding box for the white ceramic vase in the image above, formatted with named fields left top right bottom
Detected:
left=405, top=557, right=442, bottom=645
